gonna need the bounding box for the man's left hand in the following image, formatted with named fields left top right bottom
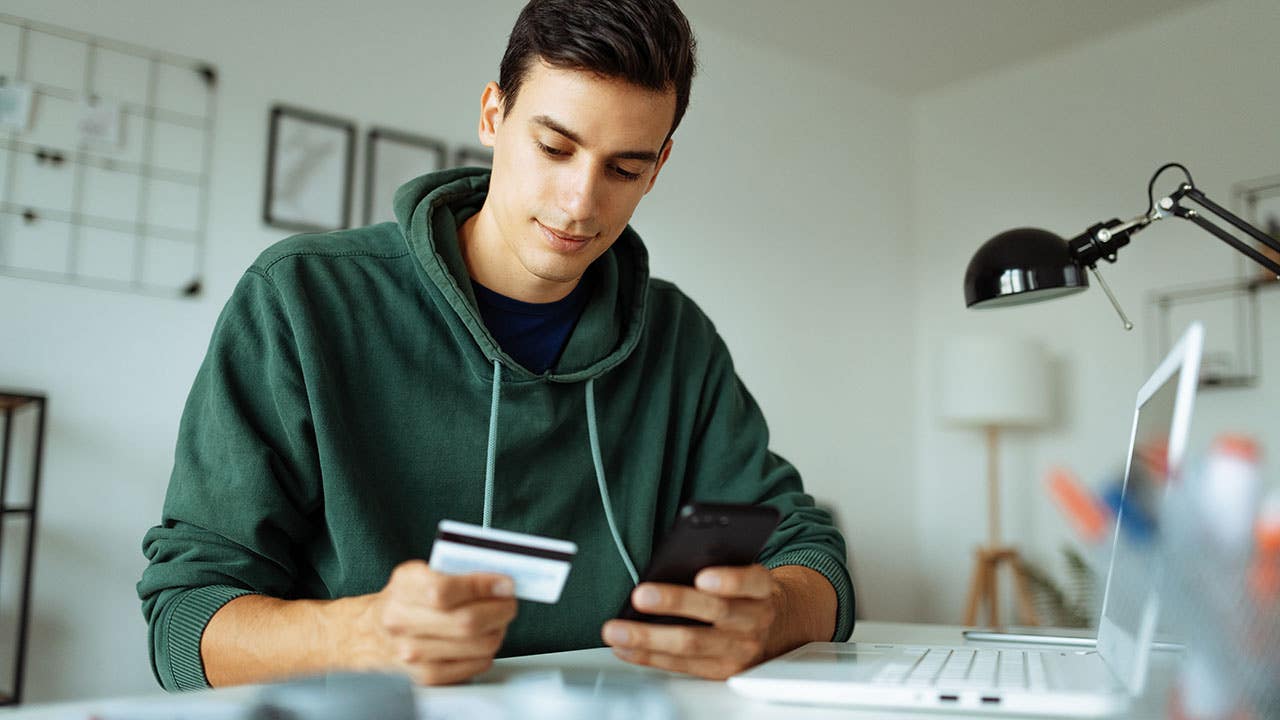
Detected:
left=601, top=564, right=779, bottom=680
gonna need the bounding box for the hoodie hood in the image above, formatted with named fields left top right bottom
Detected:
left=393, top=168, right=649, bottom=384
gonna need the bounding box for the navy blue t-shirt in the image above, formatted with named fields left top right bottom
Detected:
left=471, top=278, right=591, bottom=374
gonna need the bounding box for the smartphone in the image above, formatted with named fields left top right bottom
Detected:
left=617, top=502, right=780, bottom=626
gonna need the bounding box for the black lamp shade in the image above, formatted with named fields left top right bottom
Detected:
left=964, top=227, right=1089, bottom=308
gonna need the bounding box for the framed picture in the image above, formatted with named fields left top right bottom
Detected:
left=1150, top=280, right=1258, bottom=389
left=263, top=104, right=355, bottom=233
left=363, top=127, right=447, bottom=226
left=453, top=146, right=493, bottom=169
left=1234, top=174, right=1280, bottom=283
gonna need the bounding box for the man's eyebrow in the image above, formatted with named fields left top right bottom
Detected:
left=531, top=115, right=660, bottom=164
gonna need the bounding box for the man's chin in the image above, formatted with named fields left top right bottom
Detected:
left=528, top=267, right=589, bottom=286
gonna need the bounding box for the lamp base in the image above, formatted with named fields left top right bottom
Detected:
left=962, top=545, right=1039, bottom=628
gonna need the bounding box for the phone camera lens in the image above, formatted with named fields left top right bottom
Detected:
left=718, top=515, right=729, bottom=527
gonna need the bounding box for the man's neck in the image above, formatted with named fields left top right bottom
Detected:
left=458, top=207, right=580, bottom=304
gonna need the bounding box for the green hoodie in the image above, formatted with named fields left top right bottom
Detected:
left=138, top=168, right=854, bottom=691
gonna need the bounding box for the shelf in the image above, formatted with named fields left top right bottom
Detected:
left=0, top=388, right=45, bottom=706
left=0, top=393, right=43, bottom=410
left=0, top=396, right=36, bottom=412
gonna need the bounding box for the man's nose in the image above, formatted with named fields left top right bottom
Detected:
left=561, top=163, right=601, bottom=222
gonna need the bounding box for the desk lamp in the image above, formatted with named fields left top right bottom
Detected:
left=964, top=163, right=1280, bottom=328
left=939, top=336, right=1051, bottom=627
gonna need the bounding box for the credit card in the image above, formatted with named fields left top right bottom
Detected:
left=428, top=520, right=577, bottom=604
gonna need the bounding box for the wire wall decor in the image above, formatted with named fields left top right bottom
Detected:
left=0, top=14, right=216, bottom=298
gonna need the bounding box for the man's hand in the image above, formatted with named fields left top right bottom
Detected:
left=355, top=560, right=519, bottom=685
left=600, top=564, right=779, bottom=680
left=201, top=560, right=519, bottom=688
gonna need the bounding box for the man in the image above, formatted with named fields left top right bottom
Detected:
left=138, top=0, right=854, bottom=690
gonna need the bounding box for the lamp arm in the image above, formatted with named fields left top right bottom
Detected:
left=1068, top=213, right=1153, bottom=268
left=1063, top=217, right=1145, bottom=330
left=1096, top=213, right=1156, bottom=241
left=1164, top=184, right=1280, bottom=278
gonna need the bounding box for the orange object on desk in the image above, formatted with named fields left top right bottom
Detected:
left=1249, top=492, right=1280, bottom=601
left=1046, top=467, right=1110, bottom=544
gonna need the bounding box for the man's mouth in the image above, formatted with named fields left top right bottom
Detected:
left=537, top=221, right=595, bottom=245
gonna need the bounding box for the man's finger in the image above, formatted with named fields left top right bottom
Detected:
left=393, top=630, right=506, bottom=663
left=423, top=570, right=515, bottom=610
left=709, top=597, right=775, bottom=634
left=612, top=646, right=745, bottom=681
left=694, top=564, right=774, bottom=599
left=434, top=598, right=518, bottom=638
left=381, top=591, right=517, bottom=635
left=603, top=620, right=759, bottom=661
left=409, top=657, right=495, bottom=686
left=629, top=582, right=730, bottom=623
left=383, top=597, right=517, bottom=639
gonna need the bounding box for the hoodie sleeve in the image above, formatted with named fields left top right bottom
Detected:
left=137, top=268, right=321, bottom=691
left=684, top=333, right=856, bottom=642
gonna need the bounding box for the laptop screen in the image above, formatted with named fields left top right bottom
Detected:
left=1095, top=322, right=1202, bottom=695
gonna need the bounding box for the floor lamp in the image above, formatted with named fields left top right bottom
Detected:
left=940, top=336, right=1052, bottom=627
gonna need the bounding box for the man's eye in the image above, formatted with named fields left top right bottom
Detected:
left=537, top=142, right=567, bottom=157
left=613, top=166, right=642, bottom=181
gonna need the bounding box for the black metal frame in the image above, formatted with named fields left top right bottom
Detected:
left=0, top=391, right=46, bottom=706
left=362, top=127, right=447, bottom=227
left=262, top=104, right=356, bottom=233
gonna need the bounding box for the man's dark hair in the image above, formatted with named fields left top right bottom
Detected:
left=499, top=0, right=698, bottom=139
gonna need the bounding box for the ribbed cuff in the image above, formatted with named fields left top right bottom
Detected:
left=161, top=585, right=258, bottom=691
left=764, top=549, right=856, bottom=642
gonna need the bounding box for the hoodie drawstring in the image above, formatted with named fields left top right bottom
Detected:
left=587, top=377, right=640, bottom=585
left=483, top=360, right=501, bottom=529
left=481, top=360, right=639, bottom=585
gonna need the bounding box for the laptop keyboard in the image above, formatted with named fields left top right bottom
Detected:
left=872, top=648, right=1049, bottom=690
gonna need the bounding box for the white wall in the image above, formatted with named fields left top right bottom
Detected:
left=910, top=0, right=1280, bottom=623
left=0, top=0, right=917, bottom=701
left=661, top=3, right=919, bottom=626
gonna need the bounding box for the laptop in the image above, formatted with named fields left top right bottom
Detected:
left=960, top=626, right=1183, bottom=653
left=729, top=322, right=1204, bottom=717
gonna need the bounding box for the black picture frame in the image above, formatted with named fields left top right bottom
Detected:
left=1151, top=279, right=1259, bottom=389
left=453, top=145, right=493, bottom=169
left=263, top=104, right=356, bottom=233
left=363, top=127, right=447, bottom=226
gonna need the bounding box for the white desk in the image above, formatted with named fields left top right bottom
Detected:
left=1, top=622, right=1179, bottom=719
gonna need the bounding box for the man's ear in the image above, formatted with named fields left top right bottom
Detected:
left=478, top=81, right=504, bottom=148
left=644, top=138, right=675, bottom=194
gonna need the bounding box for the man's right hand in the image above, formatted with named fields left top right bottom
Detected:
left=356, top=560, right=518, bottom=685
left=201, top=560, right=517, bottom=688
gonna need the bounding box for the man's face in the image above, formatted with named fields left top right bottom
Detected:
left=478, top=61, right=676, bottom=293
